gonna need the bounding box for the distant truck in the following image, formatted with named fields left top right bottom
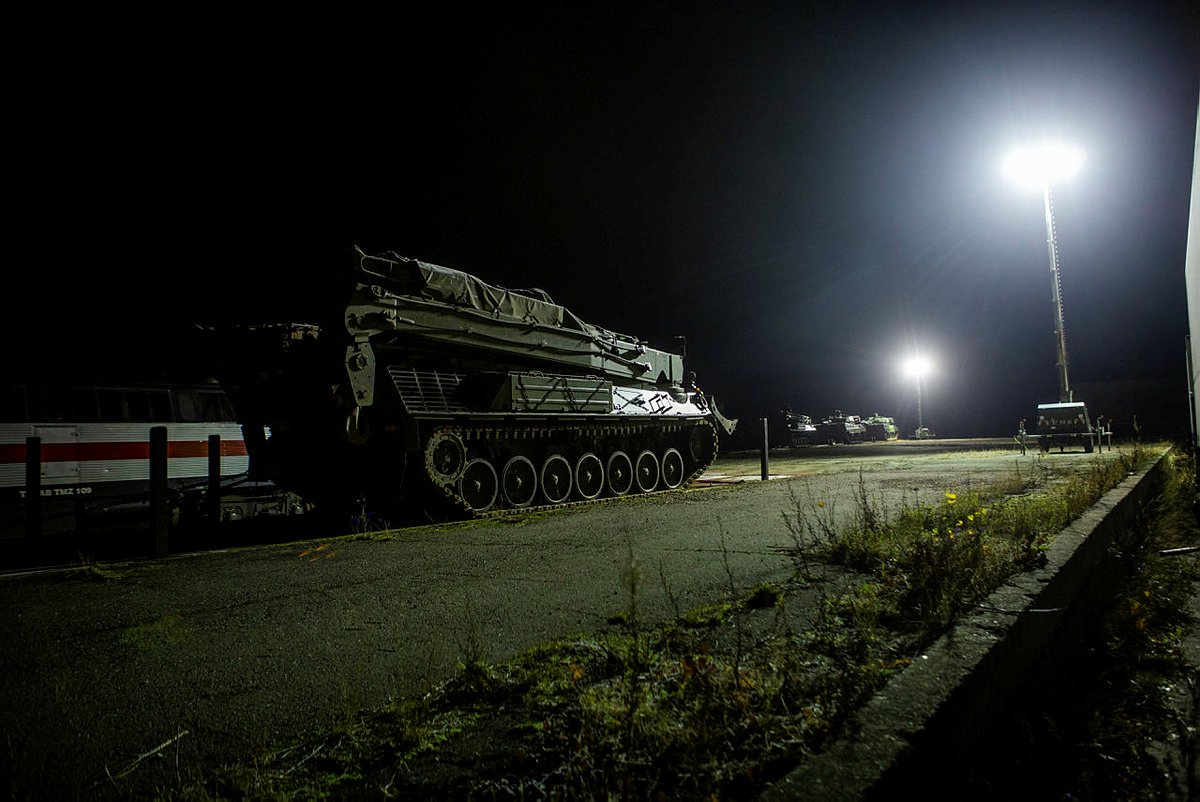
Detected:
left=1032, top=401, right=1095, bottom=453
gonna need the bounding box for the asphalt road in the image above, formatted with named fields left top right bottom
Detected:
left=0, top=439, right=1104, bottom=799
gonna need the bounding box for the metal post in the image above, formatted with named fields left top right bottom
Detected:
left=760, top=417, right=769, bottom=480
left=1043, top=185, right=1073, bottom=403
left=915, top=376, right=924, bottom=438
left=150, top=427, right=169, bottom=557
left=207, top=434, right=221, bottom=530
left=25, top=436, right=41, bottom=540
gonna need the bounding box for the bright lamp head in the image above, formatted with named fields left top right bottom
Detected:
left=1003, top=143, right=1085, bottom=190
left=902, top=356, right=932, bottom=378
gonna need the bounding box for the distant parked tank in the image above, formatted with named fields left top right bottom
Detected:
left=816, top=411, right=867, bottom=445
left=863, top=414, right=898, bottom=441
left=783, top=409, right=818, bottom=447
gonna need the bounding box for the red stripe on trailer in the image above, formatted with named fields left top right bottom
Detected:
left=0, top=440, right=249, bottom=464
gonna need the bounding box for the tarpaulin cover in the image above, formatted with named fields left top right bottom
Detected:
left=359, top=249, right=589, bottom=332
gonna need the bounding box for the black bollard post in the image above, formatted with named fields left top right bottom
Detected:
left=25, top=436, right=41, bottom=540
left=760, top=417, right=769, bottom=480
left=150, top=426, right=169, bottom=557
left=207, top=434, right=221, bottom=530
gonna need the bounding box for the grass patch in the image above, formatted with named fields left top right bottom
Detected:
left=790, top=446, right=1148, bottom=639
left=171, top=443, right=1173, bottom=799
left=1044, top=447, right=1200, bottom=799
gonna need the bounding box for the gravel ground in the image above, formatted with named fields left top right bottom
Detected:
left=0, top=440, right=1141, bottom=799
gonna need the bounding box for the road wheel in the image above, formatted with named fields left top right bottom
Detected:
left=574, top=453, right=604, bottom=500
left=606, top=451, right=633, bottom=496
left=635, top=450, right=660, bottom=493
left=660, top=448, right=684, bottom=489
left=501, top=456, right=537, bottom=508
left=540, top=454, right=572, bottom=504
left=458, top=458, right=497, bottom=512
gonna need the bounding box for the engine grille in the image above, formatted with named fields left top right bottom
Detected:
left=386, top=366, right=468, bottom=413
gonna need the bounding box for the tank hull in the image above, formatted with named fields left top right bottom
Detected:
left=210, top=249, right=735, bottom=525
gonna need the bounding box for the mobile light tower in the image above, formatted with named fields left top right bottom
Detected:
left=902, top=355, right=933, bottom=439
left=1004, top=142, right=1096, bottom=452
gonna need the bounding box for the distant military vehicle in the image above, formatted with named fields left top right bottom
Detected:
left=783, top=410, right=818, bottom=447
left=863, top=414, right=899, bottom=441
left=816, top=411, right=867, bottom=445
left=1032, top=401, right=1094, bottom=453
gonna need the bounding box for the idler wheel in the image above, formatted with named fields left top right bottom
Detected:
left=501, top=456, right=538, bottom=508
left=660, top=447, right=685, bottom=489
left=540, top=454, right=573, bottom=504
left=458, top=458, right=498, bottom=512
left=574, top=453, right=604, bottom=500
left=606, top=451, right=633, bottom=496
left=425, top=432, right=467, bottom=486
left=634, top=450, right=660, bottom=493
left=687, top=424, right=716, bottom=466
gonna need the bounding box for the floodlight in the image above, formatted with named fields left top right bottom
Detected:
left=902, top=355, right=932, bottom=378
left=1003, top=143, right=1085, bottom=190
left=900, top=355, right=933, bottom=438
left=1003, top=141, right=1085, bottom=403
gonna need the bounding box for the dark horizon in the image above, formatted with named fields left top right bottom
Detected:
left=9, top=2, right=1199, bottom=442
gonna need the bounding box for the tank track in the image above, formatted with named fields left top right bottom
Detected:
left=421, top=417, right=719, bottom=519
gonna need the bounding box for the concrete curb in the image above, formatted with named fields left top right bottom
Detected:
left=762, top=449, right=1171, bottom=800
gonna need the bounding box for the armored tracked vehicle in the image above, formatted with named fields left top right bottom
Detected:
left=783, top=410, right=818, bottom=447
left=863, top=414, right=898, bottom=441
left=816, top=411, right=867, bottom=445
left=210, top=247, right=737, bottom=524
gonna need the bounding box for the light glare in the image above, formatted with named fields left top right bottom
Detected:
left=1003, top=143, right=1085, bottom=189
left=902, top=356, right=932, bottom=378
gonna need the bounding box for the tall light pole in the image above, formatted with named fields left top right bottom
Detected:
left=902, top=355, right=932, bottom=438
left=1004, top=143, right=1085, bottom=403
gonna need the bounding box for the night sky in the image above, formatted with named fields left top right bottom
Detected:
left=13, top=2, right=1199, bottom=441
